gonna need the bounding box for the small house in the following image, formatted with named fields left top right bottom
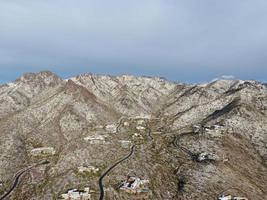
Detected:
left=30, top=147, right=56, bottom=156
left=218, top=194, right=248, bottom=200
left=61, top=187, right=91, bottom=200
left=105, top=124, right=117, bottom=133
left=84, top=135, right=105, bottom=144
left=120, top=176, right=151, bottom=195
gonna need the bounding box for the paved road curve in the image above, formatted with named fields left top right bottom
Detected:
left=0, top=160, right=49, bottom=200
left=146, top=126, right=153, bottom=140
left=116, top=117, right=124, bottom=133
left=98, top=145, right=136, bottom=200
left=144, top=119, right=153, bottom=140
left=0, top=170, right=26, bottom=200
left=174, top=132, right=198, bottom=159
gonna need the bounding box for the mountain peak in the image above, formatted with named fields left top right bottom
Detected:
left=15, top=71, right=63, bottom=86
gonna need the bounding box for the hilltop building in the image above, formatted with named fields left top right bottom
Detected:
left=218, top=194, right=248, bottom=200
left=78, top=165, right=99, bottom=174
left=120, top=176, right=151, bottom=195
left=61, top=187, right=91, bottom=200
left=30, top=147, right=56, bottom=156
left=84, top=135, right=105, bottom=144
left=123, top=121, right=130, bottom=126
left=105, top=124, right=117, bottom=133
left=197, top=152, right=217, bottom=162
left=136, top=126, right=146, bottom=131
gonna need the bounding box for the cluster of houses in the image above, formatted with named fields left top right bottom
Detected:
left=90, top=115, right=151, bottom=135
left=119, top=176, right=151, bottom=196
left=60, top=187, right=91, bottom=200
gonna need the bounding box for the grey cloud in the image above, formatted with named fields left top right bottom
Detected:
left=0, top=0, right=267, bottom=83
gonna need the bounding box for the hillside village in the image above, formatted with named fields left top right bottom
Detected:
left=31, top=116, right=250, bottom=200
left=0, top=72, right=266, bottom=199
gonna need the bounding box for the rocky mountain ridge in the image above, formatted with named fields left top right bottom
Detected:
left=0, top=71, right=266, bottom=200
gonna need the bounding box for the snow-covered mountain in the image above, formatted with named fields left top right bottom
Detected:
left=0, top=71, right=266, bottom=200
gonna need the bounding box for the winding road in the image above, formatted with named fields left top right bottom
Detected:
left=174, top=131, right=198, bottom=160
left=116, top=117, right=124, bottom=133
left=144, top=119, right=153, bottom=140
left=0, top=160, right=49, bottom=200
left=147, top=127, right=153, bottom=140
left=98, top=145, right=136, bottom=200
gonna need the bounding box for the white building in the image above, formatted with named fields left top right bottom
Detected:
left=136, top=126, right=146, bottom=131
left=218, top=195, right=248, bottom=200
left=61, top=187, right=91, bottom=200
left=132, top=133, right=144, bottom=140
left=78, top=166, right=99, bottom=174
left=95, top=125, right=104, bottom=129
left=132, top=115, right=151, bottom=119
left=120, top=176, right=150, bottom=195
left=218, top=195, right=232, bottom=200
left=137, top=119, right=145, bottom=125
left=197, top=152, right=217, bottom=162
left=30, top=147, right=56, bottom=156
left=105, top=124, right=117, bottom=133
left=84, top=135, right=105, bottom=144
left=123, top=122, right=130, bottom=126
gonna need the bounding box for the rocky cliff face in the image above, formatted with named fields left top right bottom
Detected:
left=0, top=71, right=266, bottom=200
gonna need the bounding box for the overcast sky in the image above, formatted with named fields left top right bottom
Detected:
left=0, top=0, right=267, bottom=83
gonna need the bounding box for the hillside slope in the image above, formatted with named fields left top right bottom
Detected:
left=0, top=71, right=266, bottom=200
